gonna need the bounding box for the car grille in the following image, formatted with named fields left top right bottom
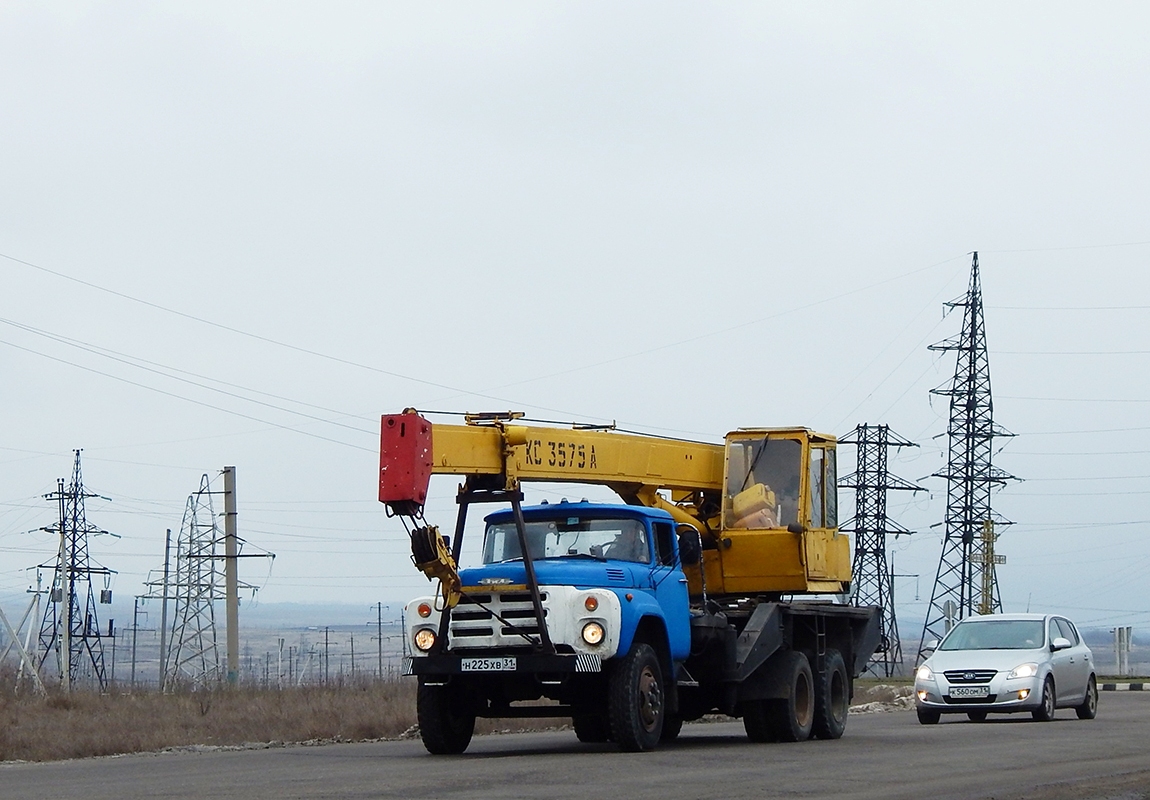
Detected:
left=944, top=669, right=998, bottom=683
left=448, top=591, right=548, bottom=649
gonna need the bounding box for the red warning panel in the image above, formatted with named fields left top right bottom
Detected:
left=379, top=411, right=433, bottom=510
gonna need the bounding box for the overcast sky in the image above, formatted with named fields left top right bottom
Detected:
left=2, top=2, right=1149, bottom=636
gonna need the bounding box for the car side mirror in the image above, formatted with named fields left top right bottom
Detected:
left=1051, top=636, right=1073, bottom=651
left=676, top=524, right=702, bottom=566
left=924, top=639, right=940, bottom=653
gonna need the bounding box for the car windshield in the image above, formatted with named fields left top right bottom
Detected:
left=482, top=517, right=649, bottom=564
left=939, top=620, right=1045, bottom=651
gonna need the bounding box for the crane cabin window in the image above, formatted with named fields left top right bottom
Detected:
left=482, top=517, right=651, bottom=564
left=724, top=437, right=802, bottom=529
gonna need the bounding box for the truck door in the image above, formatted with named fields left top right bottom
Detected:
left=651, top=521, right=691, bottom=661
left=804, top=447, right=830, bottom=578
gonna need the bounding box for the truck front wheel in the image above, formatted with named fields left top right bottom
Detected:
left=573, top=713, right=611, bottom=743
left=417, top=680, right=476, bottom=755
left=608, top=642, right=664, bottom=751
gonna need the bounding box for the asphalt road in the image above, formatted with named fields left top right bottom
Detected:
left=3, top=694, right=1149, bottom=800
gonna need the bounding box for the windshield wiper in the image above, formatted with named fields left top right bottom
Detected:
left=562, top=552, right=607, bottom=562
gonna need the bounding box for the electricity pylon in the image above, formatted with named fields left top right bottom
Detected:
left=35, top=450, right=116, bottom=691
left=153, top=475, right=224, bottom=689
left=839, top=424, right=924, bottom=677
left=918, top=253, right=1016, bottom=661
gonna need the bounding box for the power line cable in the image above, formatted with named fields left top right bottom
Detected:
left=0, top=336, right=376, bottom=453
left=0, top=316, right=375, bottom=436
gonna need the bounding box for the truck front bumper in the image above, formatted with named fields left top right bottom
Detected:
left=403, top=651, right=603, bottom=677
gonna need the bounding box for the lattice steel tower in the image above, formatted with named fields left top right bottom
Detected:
left=840, top=424, right=923, bottom=677
left=161, top=475, right=225, bottom=690
left=918, top=253, right=1016, bottom=661
left=36, top=450, right=114, bottom=691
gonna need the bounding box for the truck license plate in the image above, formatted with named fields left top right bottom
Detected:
left=461, top=657, right=516, bottom=672
left=950, top=685, right=990, bottom=698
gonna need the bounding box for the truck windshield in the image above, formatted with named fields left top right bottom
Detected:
left=482, top=517, right=650, bottom=564
left=724, top=437, right=802, bottom=529
left=939, top=620, right=1045, bottom=651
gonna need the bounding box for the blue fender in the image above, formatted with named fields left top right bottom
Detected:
left=613, top=590, right=691, bottom=667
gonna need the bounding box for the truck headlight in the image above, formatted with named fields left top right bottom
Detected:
left=414, top=628, right=437, bottom=652
left=581, top=622, right=605, bottom=646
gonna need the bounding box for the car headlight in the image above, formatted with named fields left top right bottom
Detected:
left=916, top=665, right=934, bottom=681
left=414, top=628, right=437, bottom=652
left=581, top=622, right=605, bottom=646
left=1008, top=662, right=1038, bottom=679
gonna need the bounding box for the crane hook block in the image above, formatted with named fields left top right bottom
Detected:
left=379, top=411, right=433, bottom=516
left=410, top=525, right=462, bottom=608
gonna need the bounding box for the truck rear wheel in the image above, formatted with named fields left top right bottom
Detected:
left=417, top=680, right=476, bottom=755
left=811, top=649, right=849, bottom=740
left=608, top=642, right=664, bottom=752
left=770, top=650, right=815, bottom=742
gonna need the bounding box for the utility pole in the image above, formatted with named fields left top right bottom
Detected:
left=974, top=520, right=1006, bottom=616
left=130, top=596, right=142, bottom=690
left=158, top=528, right=172, bottom=681
left=377, top=603, right=384, bottom=680
left=919, top=253, right=1017, bottom=662
left=324, top=627, right=330, bottom=685
left=223, top=466, right=240, bottom=685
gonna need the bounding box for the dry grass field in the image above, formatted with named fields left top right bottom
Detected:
left=0, top=668, right=566, bottom=762
left=0, top=671, right=422, bottom=762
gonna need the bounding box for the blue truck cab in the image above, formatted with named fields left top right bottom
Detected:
left=404, top=501, right=694, bottom=750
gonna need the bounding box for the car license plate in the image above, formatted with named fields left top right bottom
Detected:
left=461, top=657, right=516, bottom=672
left=950, top=685, right=990, bottom=698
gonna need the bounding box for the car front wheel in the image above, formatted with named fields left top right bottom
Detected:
left=917, top=707, right=941, bottom=725
left=1032, top=677, right=1056, bottom=722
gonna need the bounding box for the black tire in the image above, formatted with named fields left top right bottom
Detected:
left=660, top=713, right=683, bottom=742
left=1032, top=676, right=1056, bottom=722
left=812, top=649, right=850, bottom=740
left=967, top=711, right=988, bottom=722
left=743, top=699, right=779, bottom=743
left=608, top=642, right=665, bottom=752
left=917, top=707, right=941, bottom=725
left=573, top=713, right=611, bottom=743
left=417, top=680, right=475, bottom=755
left=768, top=650, right=815, bottom=742
left=1076, top=675, right=1098, bottom=720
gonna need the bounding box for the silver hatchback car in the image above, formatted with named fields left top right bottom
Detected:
left=915, top=613, right=1098, bottom=724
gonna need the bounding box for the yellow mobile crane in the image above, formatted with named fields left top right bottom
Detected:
left=387, top=413, right=852, bottom=597
left=380, top=411, right=878, bottom=754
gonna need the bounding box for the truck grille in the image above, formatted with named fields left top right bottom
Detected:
left=449, top=591, right=548, bottom=649
left=944, top=669, right=998, bottom=683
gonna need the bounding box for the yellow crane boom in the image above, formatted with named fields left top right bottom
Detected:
left=380, top=411, right=852, bottom=598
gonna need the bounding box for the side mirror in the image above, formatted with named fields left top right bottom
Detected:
left=924, top=639, right=940, bottom=653
left=1051, top=637, right=1073, bottom=651
left=676, top=524, right=702, bottom=566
